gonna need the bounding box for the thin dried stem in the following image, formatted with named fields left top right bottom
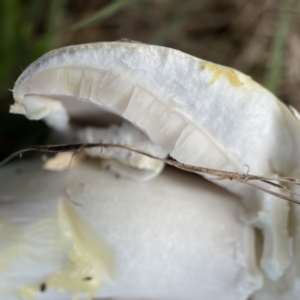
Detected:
left=1, top=142, right=300, bottom=204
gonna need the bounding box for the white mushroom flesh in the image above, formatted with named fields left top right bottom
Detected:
left=0, top=160, right=262, bottom=300
left=8, top=42, right=300, bottom=294
left=77, top=122, right=168, bottom=180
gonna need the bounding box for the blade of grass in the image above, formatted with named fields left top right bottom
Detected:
left=265, top=0, right=296, bottom=94
left=46, top=0, right=67, bottom=45
left=19, top=0, right=46, bottom=62
left=0, top=0, right=19, bottom=54
left=0, top=0, right=19, bottom=84
left=151, top=13, right=186, bottom=46
left=72, top=0, right=134, bottom=30
left=151, top=0, right=207, bottom=46
left=32, top=0, right=67, bottom=59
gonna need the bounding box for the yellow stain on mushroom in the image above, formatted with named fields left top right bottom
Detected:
left=1, top=198, right=113, bottom=300
left=18, top=286, right=36, bottom=299
left=45, top=259, right=101, bottom=300
left=203, top=61, right=244, bottom=87
left=0, top=218, right=32, bottom=274
left=43, top=152, right=84, bottom=171
left=42, top=198, right=114, bottom=300
left=0, top=216, right=3, bottom=231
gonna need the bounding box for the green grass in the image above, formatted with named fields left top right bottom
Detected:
left=0, top=0, right=66, bottom=98
left=265, top=0, right=295, bottom=94
left=0, top=0, right=66, bottom=157
left=72, top=0, right=134, bottom=30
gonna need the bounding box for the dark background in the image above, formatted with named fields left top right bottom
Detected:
left=0, top=0, right=299, bottom=160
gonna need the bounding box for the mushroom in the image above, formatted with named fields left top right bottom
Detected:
left=4, top=41, right=300, bottom=298
left=0, top=159, right=261, bottom=300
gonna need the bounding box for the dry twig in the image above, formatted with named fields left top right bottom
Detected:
left=1, top=143, right=300, bottom=204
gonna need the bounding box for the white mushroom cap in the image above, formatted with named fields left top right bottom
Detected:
left=9, top=42, right=300, bottom=282
left=11, top=42, right=300, bottom=186
left=0, top=159, right=262, bottom=300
